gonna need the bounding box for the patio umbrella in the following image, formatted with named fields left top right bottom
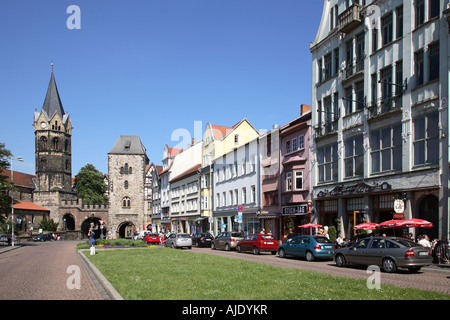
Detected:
left=398, top=218, right=433, bottom=228
left=298, top=223, right=323, bottom=228
left=375, top=220, right=404, bottom=230
left=353, top=222, right=378, bottom=231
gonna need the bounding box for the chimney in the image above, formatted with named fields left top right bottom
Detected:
left=192, top=138, right=196, bottom=145
left=300, top=104, right=311, bottom=116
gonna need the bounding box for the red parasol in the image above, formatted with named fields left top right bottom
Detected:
left=298, top=223, right=323, bottom=228
left=353, top=222, right=378, bottom=231
left=375, top=220, right=404, bottom=230
left=398, top=218, right=433, bottom=228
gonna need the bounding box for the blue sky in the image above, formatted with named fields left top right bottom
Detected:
left=0, top=0, right=323, bottom=176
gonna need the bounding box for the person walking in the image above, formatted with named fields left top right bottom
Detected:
left=88, top=228, right=96, bottom=255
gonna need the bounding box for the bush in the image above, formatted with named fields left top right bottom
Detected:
left=328, top=226, right=337, bottom=243
left=76, top=238, right=147, bottom=250
left=39, top=218, right=59, bottom=232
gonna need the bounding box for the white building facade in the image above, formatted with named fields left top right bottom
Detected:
left=311, top=0, right=449, bottom=239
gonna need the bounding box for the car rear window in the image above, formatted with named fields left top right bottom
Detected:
left=262, top=235, right=275, bottom=240
left=231, top=233, right=244, bottom=237
left=177, top=234, right=190, bottom=238
left=313, top=236, right=332, bottom=243
left=392, top=238, right=420, bottom=248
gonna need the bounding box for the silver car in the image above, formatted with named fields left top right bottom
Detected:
left=164, top=233, right=192, bottom=249
left=211, top=232, right=244, bottom=251
left=334, top=236, right=432, bottom=273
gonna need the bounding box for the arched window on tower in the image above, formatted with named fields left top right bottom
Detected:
left=122, top=197, right=131, bottom=208
left=39, top=136, right=48, bottom=150
left=124, top=163, right=129, bottom=174
left=52, top=137, right=60, bottom=150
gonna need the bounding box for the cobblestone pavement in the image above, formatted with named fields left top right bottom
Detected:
left=0, top=242, right=105, bottom=300
left=191, top=247, right=450, bottom=295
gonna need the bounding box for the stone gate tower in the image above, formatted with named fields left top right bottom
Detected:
left=33, top=70, right=76, bottom=223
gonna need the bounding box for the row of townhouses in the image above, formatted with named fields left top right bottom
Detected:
left=144, top=110, right=312, bottom=241
left=9, top=0, right=449, bottom=242
left=142, top=0, right=450, bottom=241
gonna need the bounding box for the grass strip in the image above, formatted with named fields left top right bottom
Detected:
left=84, top=247, right=449, bottom=300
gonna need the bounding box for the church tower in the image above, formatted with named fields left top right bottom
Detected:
left=33, top=69, right=76, bottom=224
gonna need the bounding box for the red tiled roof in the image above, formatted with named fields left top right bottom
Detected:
left=210, top=125, right=231, bottom=140
left=13, top=201, right=50, bottom=212
left=1, top=170, right=36, bottom=189
left=169, top=148, right=183, bottom=157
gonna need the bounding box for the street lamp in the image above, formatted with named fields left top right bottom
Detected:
left=9, top=156, right=23, bottom=247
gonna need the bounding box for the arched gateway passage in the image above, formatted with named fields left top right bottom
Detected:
left=62, top=213, right=75, bottom=231
left=81, top=217, right=104, bottom=238
left=118, top=221, right=135, bottom=239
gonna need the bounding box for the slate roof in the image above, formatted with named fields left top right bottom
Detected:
left=109, top=135, right=147, bottom=155
left=41, top=72, right=66, bottom=121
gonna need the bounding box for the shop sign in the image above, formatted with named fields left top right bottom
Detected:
left=282, top=205, right=308, bottom=216
left=394, top=199, right=405, bottom=214
left=317, top=182, right=392, bottom=198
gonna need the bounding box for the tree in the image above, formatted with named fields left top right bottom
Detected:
left=75, top=164, right=108, bottom=205
left=0, top=143, right=13, bottom=223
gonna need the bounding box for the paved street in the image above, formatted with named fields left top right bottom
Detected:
left=0, top=242, right=449, bottom=300
left=0, top=241, right=105, bottom=300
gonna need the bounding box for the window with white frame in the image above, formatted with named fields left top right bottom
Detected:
left=242, top=187, right=246, bottom=204
left=286, top=140, right=291, bottom=154
left=222, top=192, right=226, bottom=207
left=229, top=191, right=233, bottom=206
left=286, top=172, right=293, bottom=191
left=298, top=135, right=305, bottom=150
left=234, top=189, right=238, bottom=205
left=294, top=171, right=304, bottom=190
left=250, top=185, right=256, bottom=203
left=292, top=137, right=298, bottom=152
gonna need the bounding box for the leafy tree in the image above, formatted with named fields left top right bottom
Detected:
left=38, top=218, right=59, bottom=232
left=75, top=164, right=108, bottom=205
left=0, top=143, right=13, bottom=223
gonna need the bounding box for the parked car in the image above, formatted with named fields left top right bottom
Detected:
left=164, top=233, right=192, bottom=249
left=278, top=235, right=334, bottom=261
left=211, top=232, right=244, bottom=251
left=192, top=233, right=214, bottom=247
left=0, top=234, right=11, bottom=245
left=33, top=234, right=54, bottom=242
left=334, top=236, right=432, bottom=273
left=143, top=233, right=161, bottom=244
left=237, top=234, right=279, bottom=255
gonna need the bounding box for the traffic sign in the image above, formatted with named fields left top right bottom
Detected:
left=237, top=205, right=244, bottom=212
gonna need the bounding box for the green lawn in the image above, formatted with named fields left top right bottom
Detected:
left=84, top=247, right=449, bottom=300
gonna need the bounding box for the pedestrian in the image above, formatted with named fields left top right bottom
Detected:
left=88, top=228, right=96, bottom=255
left=418, top=235, right=431, bottom=248
left=260, top=228, right=266, bottom=234
left=323, top=226, right=329, bottom=239
left=335, top=234, right=345, bottom=248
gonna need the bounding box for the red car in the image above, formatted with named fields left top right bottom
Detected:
left=143, top=233, right=161, bottom=244
left=237, top=234, right=279, bottom=255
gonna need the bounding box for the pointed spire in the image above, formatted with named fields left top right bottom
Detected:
left=42, top=68, right=66, bottom=121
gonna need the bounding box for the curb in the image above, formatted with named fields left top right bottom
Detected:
left=77, top=249, right=124, bottom=300
left=0, top=244, right=22, bottom=254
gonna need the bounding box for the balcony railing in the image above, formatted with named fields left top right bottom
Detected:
left=367, top=96, right=402, bottom=119
left=338, top=4, right=363, bottom=34
left=314, top=120, right=339, bottom=138
left=342, top=57, right=365, bottom=81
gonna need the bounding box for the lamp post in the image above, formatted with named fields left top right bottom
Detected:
left=9, top=156, right=23, bottom=247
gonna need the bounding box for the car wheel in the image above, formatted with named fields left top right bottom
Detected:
left=171, top=243, right=175, bottom=249
left=335, top=254, right=346, bottom=267
left=211, top=243, right=216, bottom=250
left=188, top=246, right=192, bottom=250
left=382, top=258, right=397, bottom=273
left=195, top=242, right=200, bottom=248
left=237, top=245, right=241, bottom=253
left=278, top=248, right=286, bottom=258
left=253, top=247, right=260, bottom=255
left=306, top=251, right=315, bottom=262
left=225, top=244, right=230, bottom=251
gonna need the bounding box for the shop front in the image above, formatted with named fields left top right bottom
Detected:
left=281, top=204, right=309, bottom=239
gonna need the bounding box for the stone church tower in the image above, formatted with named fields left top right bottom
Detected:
left=108, top=136, right=149, bottom=239
left=33, top=71, right=76, bottom=224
